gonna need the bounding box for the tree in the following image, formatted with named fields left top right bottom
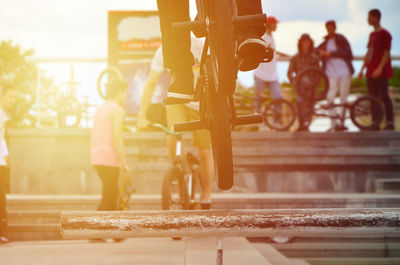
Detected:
left=0, top=40, right=38, bottom=124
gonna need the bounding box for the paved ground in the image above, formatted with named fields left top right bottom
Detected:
left=0, top=237, right=271, bottom=265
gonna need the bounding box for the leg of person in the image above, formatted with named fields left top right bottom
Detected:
left=236, top=0, right=268, bottom=71
left=157, top=0, right=195, bottom=103
left=377, top=78, right=394, bottom=130
left=187, top=107, right=214, bottom=209
left=267, top=80, right=284, bottom=125
left=166, top=104, right=188, bottom=162
left=95, top=165, right=120, bottom=211
left=254, top=76, right=266, bottom=113
left=0, top=166, right=9, bottom=244
left=367, top=78, right=381, bottom=130
left=327, top=77, right=339, bottom=131
left=338, top=75, right=352, bottom=129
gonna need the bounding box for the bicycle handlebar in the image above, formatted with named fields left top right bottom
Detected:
left=151, top=123, right=184, bottom=136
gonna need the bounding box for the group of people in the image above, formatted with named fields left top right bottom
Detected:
left=0, top=2, right=395, bottom=244
left=256, top=8, right=394, bottom=132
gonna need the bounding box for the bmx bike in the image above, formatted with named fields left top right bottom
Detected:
left=151, top=123, right=202, bottom=211
left=172, top=0, right=271, bottom=190
left=234, top=92, right=297, bottom=131
left=296, top=67, right=384, bottom=131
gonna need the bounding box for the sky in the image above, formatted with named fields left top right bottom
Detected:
left=0, top=0, right=399, bottom=100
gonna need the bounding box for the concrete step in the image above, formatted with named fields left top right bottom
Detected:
left=8, top=210, right=60, bottom=224
left=8, top=224, right=61, bottom=241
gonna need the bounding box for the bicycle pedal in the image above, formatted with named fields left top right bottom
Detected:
left=174, top=120, right=205, bottom=132
left=234, top=114, right=263, bottom=126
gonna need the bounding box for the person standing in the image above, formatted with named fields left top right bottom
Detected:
left=90, top=78, right=130, bottom=242
left=253, top=16, right=289, bottom=113
left=287, top=34, right=321, bottom=132
left=358, top=9, right=394, bottom=130
left=137, top=39, right=215, bottom=210
left=318, top=20, right=354, bottom=132
left=0, top=84, right=18, bottom=244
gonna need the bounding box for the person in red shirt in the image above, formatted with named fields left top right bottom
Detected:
left=358, top=9, right=394, bottom=130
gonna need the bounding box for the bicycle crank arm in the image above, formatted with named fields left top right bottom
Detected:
left=233, top=14, right=267, bottom=26
left=233, top=114, right=263, bottom=126
left=172, top=20, right=206, bottom=35
left=174, top=120, right=205, bottom=132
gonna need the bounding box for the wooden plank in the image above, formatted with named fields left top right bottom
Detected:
left=61, top=209, right=400, bottom=240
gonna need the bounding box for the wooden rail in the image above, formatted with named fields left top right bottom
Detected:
left=61, top=209, right=400, bottom=240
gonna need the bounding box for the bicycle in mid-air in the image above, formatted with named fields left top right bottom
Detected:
left=171, top=0, right=272, bottom=190
left=295, top=67, right=384, bottom=131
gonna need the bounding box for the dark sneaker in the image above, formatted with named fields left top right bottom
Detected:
left=238, top=37, right=269, bottom=72
left=335, top=124, right=348, bottom=131
left=165, top=67, right=194, bottom=105
left=384, top=123, right=395, bottom=130
left=200, top=200, right=211, bottom=210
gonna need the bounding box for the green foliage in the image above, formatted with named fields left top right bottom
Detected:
left=389, top=66, right=400, bottom=90
left=0, top=40, right=38, bottom=122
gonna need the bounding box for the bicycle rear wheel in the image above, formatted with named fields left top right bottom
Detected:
left=263, top=99, right=296, bottom=131
left=97, top=67, right=123, bottom=100
left=350, top=96, right=384, bottom=131
left=295, top=67, right=329, bottom=102
left=161, top=165, right=189, bottom=210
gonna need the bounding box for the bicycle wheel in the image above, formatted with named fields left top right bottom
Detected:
left=295, top=67, right=329, bottom=102
left=263, top=99, right=296, bottom=131
left=97, top=67, right=123, bottom=100
left=350, top=96, right=384, bottom=131
left=57, top=97, right=81, bottom=127
left=203, top=57, right=234, bottom=190
left=161, top=165, right=189, bottom=210
left=206, top=0, right=237, bottom=97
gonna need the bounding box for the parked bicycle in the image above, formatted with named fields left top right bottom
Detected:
left=234, top=92, right=296, bottom=131
left=296, top=67, right=384, bottom=131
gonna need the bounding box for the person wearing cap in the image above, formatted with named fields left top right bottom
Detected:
left=253, top=16, right=290, bottom=113
left=287, top=34, right=321, bottom=131
left=317, top=20, right=354, bottom=132
left=90, top=78, right=130, bottom=242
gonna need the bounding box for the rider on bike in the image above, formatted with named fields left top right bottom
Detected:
left=138, top=38, right=214, bottom=210
left=157, top=0, right=269, bottom=104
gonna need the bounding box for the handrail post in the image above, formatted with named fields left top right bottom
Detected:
left=216, top=237, right=223, bottom=265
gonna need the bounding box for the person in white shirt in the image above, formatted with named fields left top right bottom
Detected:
left=317, top=20, right=354, bottom=132
left=137, top=39, right=215, bottom=209
left=0, top=84, right=18, bottom=244
left=253, top=16, right=289, bottom=113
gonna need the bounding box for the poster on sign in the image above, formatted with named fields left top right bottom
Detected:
left=108, top=11, right=168, bottom=115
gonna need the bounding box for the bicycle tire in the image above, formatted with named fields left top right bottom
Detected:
left=203, top=56, right=234, bottom=190
left=295, top=67, right=329, bottom=102
left=161, top=165, right=189, bottom=210
left=350, top=96, right=384, bottom=131
left=57, top=97, right=81, bottom=127
left=263, top=99, right=296, bottom=131
left=208, top=92, right=234, bottom=190
left=97, top=67, right=123, bottom=100
left=207, top=0, right=237, bottom=97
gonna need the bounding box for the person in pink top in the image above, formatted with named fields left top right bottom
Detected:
left=91, top=78, right=129, bottom=217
